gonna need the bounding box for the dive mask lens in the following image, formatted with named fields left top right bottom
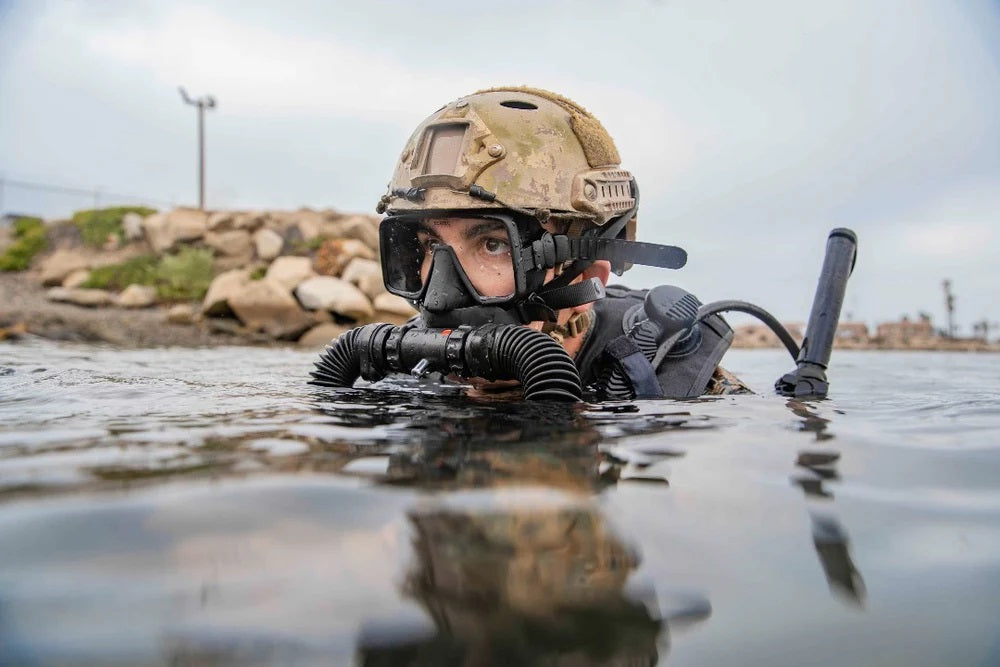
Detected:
left=379, top=216, right=520, bottom=303
left=380, top=218, right=427, bottom=297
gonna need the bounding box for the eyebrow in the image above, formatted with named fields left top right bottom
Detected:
left=415, top=221, right=438, bottom=236
left=418, top=219, right=506, bottom=240
left=463, top=220, right=506, bottom=239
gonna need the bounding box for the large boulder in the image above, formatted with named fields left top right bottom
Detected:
left=295, top=276, right=373, bottom=320
left=204, top=230, right=252, bottom=258
left=116, top=284, right=158, bottom=308
left=288, top=209, right=325, bottom=242
left=206, top=211, right=236, bottom=232
left=371, top=292, right=418, bottom=324
left=340, top=257, right=386, bottom=300
left=373, top=293, right=417, bottom=317
left=46, top=287, right=113, bottom=307
left=232, top=211, right=267, bottom=232
left=253, top=228, right=283, bottom=261
left=266, top=256, right=316, bottom=291
left=228, top=279, right=314, bottom=339
left=202, top=268, right=251, bottom=316
left=320, top=214, right=380, bottom=251
left=297, top=322, right=351, bottom=348
left=40, top=249, right=89, bottom=286
left=313, top=238, right=376, bottom=277
left=142, top=208, right=208, bottom=253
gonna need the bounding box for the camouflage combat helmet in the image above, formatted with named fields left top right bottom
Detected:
left=377, top=86, right=638, bottom=241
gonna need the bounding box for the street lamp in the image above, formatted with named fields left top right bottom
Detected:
left=178, top=87, right=217, bottom=210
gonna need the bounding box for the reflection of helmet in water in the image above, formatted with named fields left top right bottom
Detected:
left=377, top=87, right=637, bottom=241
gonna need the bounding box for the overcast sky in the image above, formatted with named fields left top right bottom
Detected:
left=1, top=0, right=998, bottom=334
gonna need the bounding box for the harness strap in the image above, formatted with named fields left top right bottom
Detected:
left=604, top=336, right=665, bottom=399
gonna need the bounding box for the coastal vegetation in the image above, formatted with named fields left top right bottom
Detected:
left=0, top=216, right=48, bottom=271
left=72, top=206, right=156, bottom=247
left=82, top=247, right=214, bottom=301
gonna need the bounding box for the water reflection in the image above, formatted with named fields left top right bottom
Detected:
left=359, top=495, right=666, bottom=666
left=318, top=399, right=713, bottom=666
left=810, top=513, right=867, bottom=606
left=784, top=399, right=868, bottom=607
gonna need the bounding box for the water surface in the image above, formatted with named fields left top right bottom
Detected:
left=1, top=340, right=999, bottom=665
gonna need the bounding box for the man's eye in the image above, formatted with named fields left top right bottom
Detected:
left=482, top=237, right=510, bottom=255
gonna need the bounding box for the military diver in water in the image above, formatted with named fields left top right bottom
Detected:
left=311, top=87, right=857, bottom=401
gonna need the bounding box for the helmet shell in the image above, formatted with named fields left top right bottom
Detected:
left=383, top=87, right=636, bottom=235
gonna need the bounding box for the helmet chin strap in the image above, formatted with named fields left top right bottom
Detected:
left=525, top=192, right=637, bottom=313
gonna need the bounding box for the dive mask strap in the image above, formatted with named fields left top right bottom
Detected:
left=571, top=237, right=688, bottom=270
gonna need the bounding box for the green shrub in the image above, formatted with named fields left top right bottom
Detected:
left=249, top=266, right=267, bottom=280
left=0, top=217, right=48, bottom=272
left=71, top=206, right=156, bottom=247
left=81, top=247, right=214, bottom=301
left=154, top=247, right=214, bottom=301
left=82, top=255, right=159, bottom=291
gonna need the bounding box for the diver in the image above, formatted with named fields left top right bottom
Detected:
left=312, top=87, right=857, bottom=401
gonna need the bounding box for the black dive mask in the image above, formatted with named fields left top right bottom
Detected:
left=379, top=212, right=688, bottom=328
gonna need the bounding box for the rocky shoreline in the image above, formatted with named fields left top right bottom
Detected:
left=2, top=207, right=997, bottom=353
left=0, top=207, right=415, bottom=348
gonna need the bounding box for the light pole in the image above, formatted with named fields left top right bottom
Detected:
left=178, top=87, right=217, bottom=210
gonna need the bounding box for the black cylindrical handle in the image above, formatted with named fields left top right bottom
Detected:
left=799, top=228, right=857, bottom=369
left=775, top=228, right=857, bottom=398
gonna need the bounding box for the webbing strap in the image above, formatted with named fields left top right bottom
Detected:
left=605, top=336, right=664, bottom=399
left=571, top=237, right=688, bottom=270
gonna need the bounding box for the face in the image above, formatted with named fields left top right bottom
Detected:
left=417, top=217, right=516, bottom=298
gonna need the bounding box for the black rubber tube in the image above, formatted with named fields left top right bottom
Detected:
left=477, top=325, right=582, bottom=401
left=309, top=323, right=582, bottom=402
left=695, top=300, right=801, bottom=362
left=309, top=326, right=365, bottom=389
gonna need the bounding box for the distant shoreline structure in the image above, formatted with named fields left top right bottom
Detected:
left=732, top=319, right=1000, bottom=353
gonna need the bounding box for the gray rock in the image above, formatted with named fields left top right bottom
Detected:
left=253, top=228, right=284, bottom=260
left=202, top=269, right=251, bottom=316
left=295, top=276, right=373, bottom=320
left=166, top=303, right=197, bottom=324
left=46, top=287, right=113, bottom=307
left=232, top=211, right=267, bottom=231
left=206, top=211, right=236, bottom=231
left=339, top=215, right=380, bottom=251
left=228, top=279, right=314, bottom=339
left=142, top=208, right=207, bottom=253
left=297, top=322, right=351, bottom=348
left=40, top=249, right=89, bottom=286
left=340, top=257, right=386, bottom=300
left=320, top=214, right=380, bottom=251
left=314, top=238, right=376, bottom=276
left=266, top=256, right=316, bottom=291
left=116, top=284, right=158, bottom=308
left=372, top=292, right=418, bottom=323
left=290, top=209, right=323, bottom=241
left=204, top=230, right=252, bottom=258
left=373, top=292, right=417, bottom=317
